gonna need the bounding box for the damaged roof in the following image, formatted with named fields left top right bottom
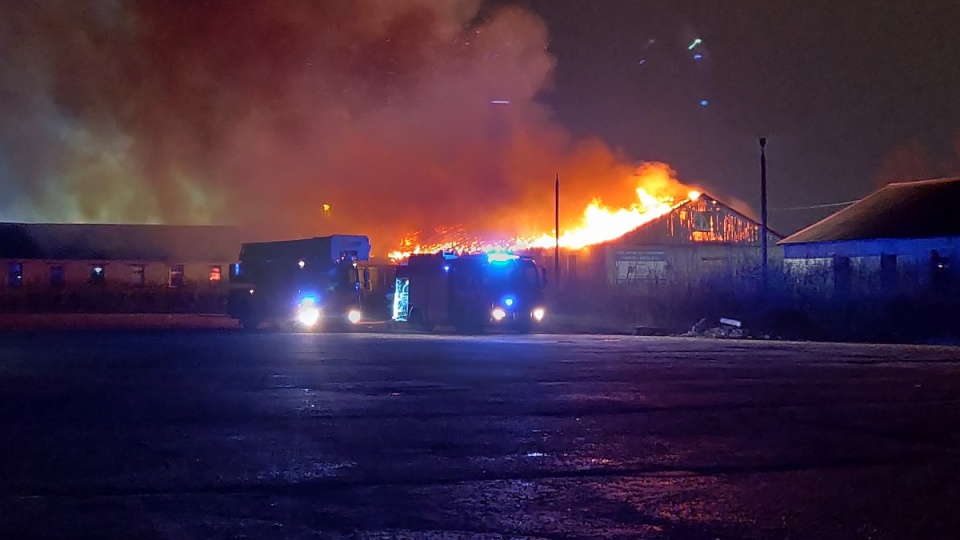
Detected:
left=0, top=223, right=241, bottom=262
left=780, top=177, right=960, bottom=245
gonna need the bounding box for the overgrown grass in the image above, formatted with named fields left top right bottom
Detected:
left=553, top=266, right=960, bottom=344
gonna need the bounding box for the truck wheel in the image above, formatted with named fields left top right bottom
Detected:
left=408, top=308, right=433, bottom=331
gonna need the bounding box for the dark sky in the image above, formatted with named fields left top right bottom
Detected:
left=493, top=0, right=960, bottom=234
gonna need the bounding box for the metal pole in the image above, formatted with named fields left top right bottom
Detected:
left=759, top=138, right=768, bottom=283
left=554, top=173, right=560, bottom=290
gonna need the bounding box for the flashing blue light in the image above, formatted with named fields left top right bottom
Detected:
left=486, top=252, right=519, bottom=264
left=693, top=53, right=703, bottom=60
left=700, top=99, right=708, bottom=107
left=503, top=295, right=515, bottom=307
left=300, top=294, right=317, bottom=306
left=443, top=264, right=450, bottom=272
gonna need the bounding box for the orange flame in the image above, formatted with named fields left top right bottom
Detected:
left=389, top=165, right=699, bottom=260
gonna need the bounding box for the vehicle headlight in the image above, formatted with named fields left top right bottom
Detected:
left=491, top=307, right=507, bottom=321
left=532, top=307, right=545, bottom=322
left=347, top=309, right=362, bottom=324
left=297, top=305, right=321, bottom=327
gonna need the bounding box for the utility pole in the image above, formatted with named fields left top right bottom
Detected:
left=759, top=137, right=769, bottom=285
left=554, top=173, right=560, bottom=290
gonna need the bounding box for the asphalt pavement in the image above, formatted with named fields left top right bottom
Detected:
left=1, top=328, right=959, bottom=539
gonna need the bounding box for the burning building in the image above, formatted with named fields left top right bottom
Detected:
left=531, top=192, right=783, bottom=291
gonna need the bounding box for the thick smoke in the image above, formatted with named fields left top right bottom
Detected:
left=0, top=0, right=690, bottom=253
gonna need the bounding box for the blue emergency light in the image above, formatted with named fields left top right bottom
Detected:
left=486, top=251, right=519, bottom=264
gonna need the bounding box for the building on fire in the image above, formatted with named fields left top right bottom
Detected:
left=0, top=222, right=241, bottom=312
left=778, top=177, right=960, bottom=296
left=532, top=193, right=783, bottom=290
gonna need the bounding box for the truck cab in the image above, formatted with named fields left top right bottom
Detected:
left=392, top=251, right=546, bottom=333
left=228, top=235, right=371, bottom=331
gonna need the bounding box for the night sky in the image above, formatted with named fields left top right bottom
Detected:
left=498, top=0, right=960, bottom=234
left=2, top=0, right=959, bottom=244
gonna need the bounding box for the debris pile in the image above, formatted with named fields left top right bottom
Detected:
left=683, top=317, right=748, bottom=339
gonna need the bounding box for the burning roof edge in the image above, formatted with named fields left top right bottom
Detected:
left=596, top=192, right=782, bottom=247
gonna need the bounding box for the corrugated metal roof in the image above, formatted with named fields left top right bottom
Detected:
left=0, top=223, right=241, bottom=262
left=779, top=177, right=960, bottom=245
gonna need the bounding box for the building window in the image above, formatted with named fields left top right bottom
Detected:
left=834, top=256, right=851, bottom=295
left=131, top=264, right=145, bottom=287
left=209, top=265, right=222, bottom=284
left=614, top=250, right=666, bottom=284
left=169, top=264, right=185, bottom=288
left=7, top=263, right=23, bottom=288
left=49, top=265, right=65, bottom=288
left=692, top=211, right=712, bottom=232
left=90, top=264, right=106, bottom=285
left=931, top=251, right=951, bottom=292
left=880, top=254, right=897, bottom=293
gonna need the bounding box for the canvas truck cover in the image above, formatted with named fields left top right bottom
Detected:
left=240, top=235, right=371, bottom=264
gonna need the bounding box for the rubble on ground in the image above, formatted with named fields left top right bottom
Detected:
left=682, top=317, right=768, bottom=339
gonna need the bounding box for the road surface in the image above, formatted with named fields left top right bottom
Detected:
left=1, top=329, right=959, bottom=539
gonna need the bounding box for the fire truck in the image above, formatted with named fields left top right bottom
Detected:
left=227, top=235, right=371, bottom=331
left=392, top=251, right=547, bottom=333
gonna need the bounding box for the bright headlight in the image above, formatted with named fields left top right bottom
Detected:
left=298, top=306, right=320, bottom=327
left=491, top=307, right=507, bottom=321
left=532, top=307, right=545, bottom=321
left=347, top=309, right=362, bottom=324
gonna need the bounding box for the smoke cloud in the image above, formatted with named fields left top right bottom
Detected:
left=0, top=0, right=690, bottom=253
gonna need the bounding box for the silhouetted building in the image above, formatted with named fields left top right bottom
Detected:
left=779, top=177, right=960, bottom=296
left=0, top=223, right=240, bottom=312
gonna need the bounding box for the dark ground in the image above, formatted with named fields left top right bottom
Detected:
left=1, top=324, right=959, bottom=539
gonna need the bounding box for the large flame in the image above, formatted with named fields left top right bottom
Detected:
left=389, top=165, right=700, bottom=260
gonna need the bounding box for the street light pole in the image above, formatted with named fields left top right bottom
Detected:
left=554, top=173, right=560, bottom=290
left=759, top=137, right=768, bottom=284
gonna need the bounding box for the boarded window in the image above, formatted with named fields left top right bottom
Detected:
left=615, top=250, right=666, bottom=284
left=169, top=264, right=185, bottom=288
left=209, top=265, right=222, bottom=284
left=90, top=265, right=106, bottom=285
left=49, top=265, right=65, bottom=288
left=7, top=263, right=23, bottom=288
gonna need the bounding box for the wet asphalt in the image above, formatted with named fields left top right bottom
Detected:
left=1, top=330, right=959, bottom=539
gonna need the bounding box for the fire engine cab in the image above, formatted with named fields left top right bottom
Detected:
left=392, top=251, right=547, bottom=333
